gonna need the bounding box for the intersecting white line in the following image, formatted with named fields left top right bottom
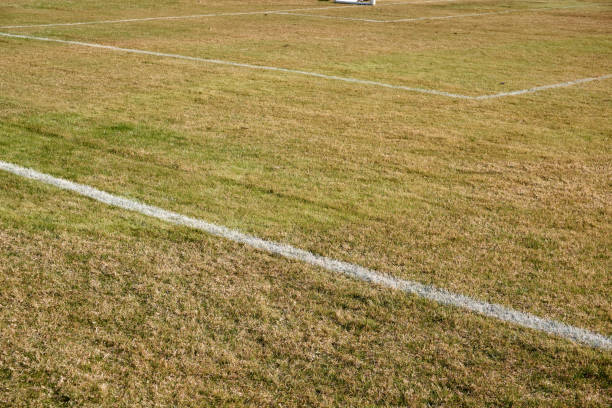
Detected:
left=1, top=31, right=609, bottom=100
left=0, top=160, right=610, bottom=349
left=0, top=0, right=459, bottom=29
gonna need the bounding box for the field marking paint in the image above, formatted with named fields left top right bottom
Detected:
left=1, top=31, right=609, bottom=100
left=0, top=31, right=472, bottom=99
left=1, top=1, right=598, bottom=29
left=0, top=0, right=458, bottom=29
left=474, top=74, right=612, bottom=99
left=278, top=4, right=598, bottom=23
left=0, top=160, right=610, bottom=349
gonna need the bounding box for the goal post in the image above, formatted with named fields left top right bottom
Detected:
left=334, top=0, right=376, bottom=5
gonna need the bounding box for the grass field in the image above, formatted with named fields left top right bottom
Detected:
left=1, top=0, right=611, bottom=406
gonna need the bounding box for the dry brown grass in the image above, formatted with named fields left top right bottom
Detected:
left=1, top=176, right=611, bottom=406
left=0, top=0, right=611, bottom=406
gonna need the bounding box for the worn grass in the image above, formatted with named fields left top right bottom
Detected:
left=1, top=171, right=611, bottom=407
left=0, top=0, right=611, bottom=406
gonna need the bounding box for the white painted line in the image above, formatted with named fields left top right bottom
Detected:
left=0, top=0, right=459, bottom=29
left=276, top=4, right=600, bottom=23
left=0, top=159, right=610, bottom=349
left=1, top=31, right=609, bottom=100
left=474, top=74, right=612, bottom=99
left=0, top=31, right=472, bottom=99
left=0, top=8, right=343, bottom=29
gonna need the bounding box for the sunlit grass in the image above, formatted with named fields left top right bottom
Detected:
left=0, top=0, right=611, bottom=406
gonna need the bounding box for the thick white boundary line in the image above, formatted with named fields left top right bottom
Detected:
left=0, top=160, right=610, bottom=349
left=277, top=4, right=598, bottom=23
left=1, top=31, right=610, bottom=100
left=0, top=0, right=458, bottom=29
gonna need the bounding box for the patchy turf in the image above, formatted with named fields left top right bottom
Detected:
left=1, top=172, right=611, bottom=406
left=0, top=0, right=611, bottom=406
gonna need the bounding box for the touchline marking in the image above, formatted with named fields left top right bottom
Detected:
left=0, top=160, right=610, bottom=349
left=0, top=0, right=459, bottom=29
left=1, top=31, right=609, bottom=100
left=277, top=4, right=598, bottom=23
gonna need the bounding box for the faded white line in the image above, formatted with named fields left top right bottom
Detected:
left=0, top=160, right=610, bottom=349
left=0, top=0, right=458, bottom=29
left=0, top=31, right=472, bottom=99
left=277, top=4, right=600, bottom=23
left=1, top=31, right=609, bottom=99
left=475, top=74, right=612, bottom=99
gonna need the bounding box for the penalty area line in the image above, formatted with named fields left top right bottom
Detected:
left=0, top=31, right=609, bottom=100
left=0, top=31, right=472, bottom=99
left=0, top=0, right=459, bottom=29
left=474, top=74, right=612, bottom=99
left=0, top=159, right=610, bottom=350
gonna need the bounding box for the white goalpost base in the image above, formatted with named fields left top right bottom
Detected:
left=334, top=0, right=376, bottom=5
